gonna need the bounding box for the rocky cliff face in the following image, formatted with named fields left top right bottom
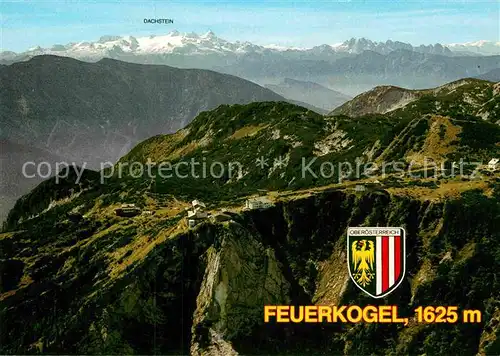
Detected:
left=2, top=189, right=499, bottom=355
left=190, top=223, right=291, bottom=355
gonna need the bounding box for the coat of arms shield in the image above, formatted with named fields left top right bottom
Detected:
left=347, top=227, right=406, bottom=298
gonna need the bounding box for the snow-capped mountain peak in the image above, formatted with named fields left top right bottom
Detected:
left=201, top=30, right=216, bottom=39
left=12, top=30, right=255, bottom=58
left=331, top=37, right=451, bottom=55
left=446, top=40, right=500, bottom=55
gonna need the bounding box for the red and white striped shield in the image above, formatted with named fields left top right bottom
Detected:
left=347, top=227, right=406, bottom=298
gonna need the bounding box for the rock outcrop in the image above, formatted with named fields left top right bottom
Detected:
left=190, top=222, right=290, bottom=355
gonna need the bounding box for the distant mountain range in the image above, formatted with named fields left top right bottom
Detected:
left=447, top=40, right=500, bottom=56
left=2, top=32, right=498, bottom=97
left=3, top=34, right=497, bottom=112
left=2, top=32, right=499, bottom=62
left=216, top=49, right=500, bottom=93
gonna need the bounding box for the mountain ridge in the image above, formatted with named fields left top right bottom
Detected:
left=0, top=54, right=298, bottom=223
left=330, top=78, right=500, bottom=122
left=0, top=54, right=289, bottom=166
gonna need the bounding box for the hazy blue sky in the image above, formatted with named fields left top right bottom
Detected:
left=1, top=0, right=499, bottom=52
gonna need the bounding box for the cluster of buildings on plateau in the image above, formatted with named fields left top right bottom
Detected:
left=183, top=196, right=275, bottom=227
left=113, top=196, right=274, bottom=228
left=186, top=197, right=274, bottom=228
